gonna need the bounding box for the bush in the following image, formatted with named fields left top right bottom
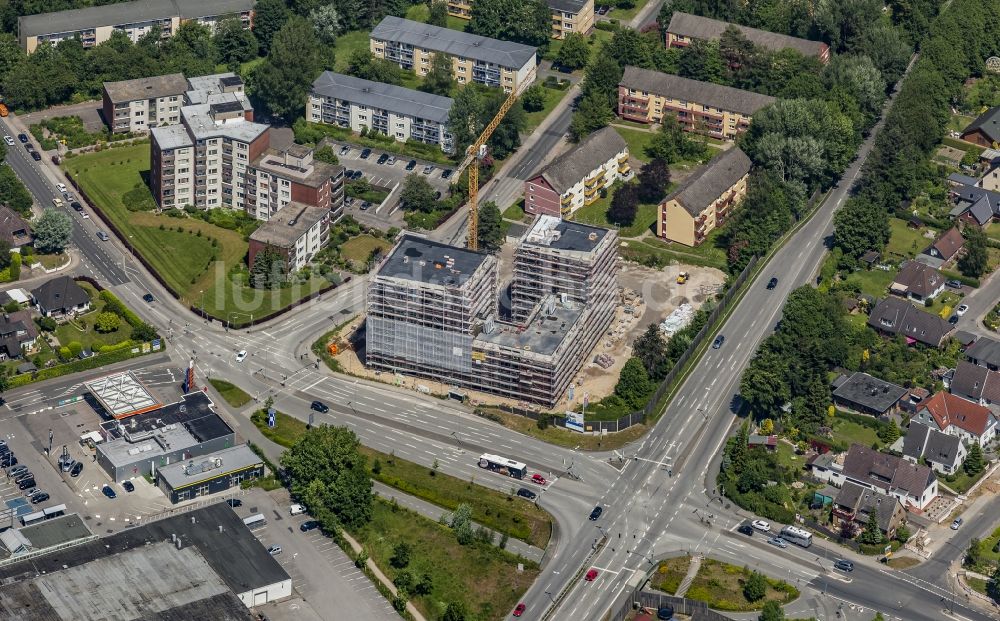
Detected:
left=35, top=316, right=57, bottom=332
left=9, top=253, right=20, bottom=281
left=94, top=311, right=121, bottom=333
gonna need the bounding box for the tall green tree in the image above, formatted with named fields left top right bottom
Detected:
left=468, top=0, right=551, bottom=48
left=646, top=116, right=708, bottom=164
left=555, top=32, right=590, bottom=70
left=254, top=0, right=291, bottom=55
left=309, top=3, right=342, bottom=44
left=400, top=174, right=438, bottom=213
left=214, top=18, right=258, bottom=72
left=858, top=507, right=883, bottom=545
left=476, top=201, right=504, bottom=253
left=965, top=442, right=985, bottom=475
left=743, top=570, right=767, bottom=602
left=420, top=52, right=454, bottom=96
left=637, top=158, right=670, bottom=204
left=965, top=538, right=983, bottom=568
left=428, top=0, right=449, bottom=26
left=250, top=245, right=286, bottom=289
left=740, top=343, right=791, bottom=416
left=833, top=196, right=890, bottom=260
left=569, top=90, right=613, bottom=142
left=281, top=425, right=373, bottom=529
left=678, top=39, right=725, bottom=83
left=0, top=167, right=32, bottom=215
left=958, top=227, right=988, bottom=278
left=345, top=49, right=404, bottom=85
left=254, top=16, right=325, bottom=120
left=758, top=600, right=785, bottom=621
left=633, top=324, right=670, bottom=380
left=33, top=209, right=72, bottom=254
left=615, top=356, right=653, bottom=409
left=609, top=182, right=639, bottom=226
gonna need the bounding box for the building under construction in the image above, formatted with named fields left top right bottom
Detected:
left=366, top=218, right=618, bottom=407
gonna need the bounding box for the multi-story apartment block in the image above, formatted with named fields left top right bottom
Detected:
left=446, top=0, right=593, bottom=39
left=618, top=66, right=775, bottom=139
left=657, top=147, right=751, bottom=246
left=18, top=0, right=254, bottom=53
left=665, top=12, right=830, bottom=63
left=370, top=16, right=537, bottom=92
left=102, top=73, right=188, bottom=134
left=524, top=126, right=629, bottom=217
left=248, top=202, right=330, bottom=273
left=245, top=144, right=343, bottom=222
left=184, top=72, right=250, bottom=107
left=308, top=72, right=455, bottom=153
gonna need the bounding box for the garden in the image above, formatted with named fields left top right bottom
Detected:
left=655, top=556, right=800, bottom=612
left=29, top=115, right=138, bottom=150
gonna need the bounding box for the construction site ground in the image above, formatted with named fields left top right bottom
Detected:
left=331, top=260, right=725, bottom=413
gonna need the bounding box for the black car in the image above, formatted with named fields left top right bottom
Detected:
left=30, top=491, right=49, bottom=504
left=352, top=170, right=364, bottom=180
left=300, top=520, right=321, bottom=532
left=406, top=159, right=417, bottom=171
left=834, top=559, right=854, bottom=572
left=360, top=148, right=372, bottom=159
left=70, top=201, right=83, bottom=211
left=143, top=293, right=155, bottom=303
left=102, top=485, right=117, bottom=499
left=712, top=335, right=725, bottom=349
left=516, top=487, right=537, bottom=500
left=737, top=523, right=754, bottom=536
left=377, top=153, right=389, bottom=165
left=227, top=498, right=243, bottom=508
left=311, top=400, right=329, bottom=413
left=17, top=478, right=36, bottom=490
left=345, top=169, right=356, bottom=178
left=70, top=461, right=83, bottom=477
left=31, top=151, right=41, bottom=161
left=360, top=201, right=372, bottom=211
left=588, top=506, right=603, bottom=521
left=441, top=169, right=454, bottom=180
left=122, top=480, right=135, bottom=492
left=0, top=444, right=9, bottom=455
left=17, top=133, right=27, bottom=143
left=949, top=314, right=959, bottom=324
left=766, top=277, right=778, bottom=290
left=0, top=454, right=16, bottom=468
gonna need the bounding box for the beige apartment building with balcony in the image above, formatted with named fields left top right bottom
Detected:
left=370, top=16, right=537, bottom=92
left=617, top=66, right=775, bottom=140
left=446, top=0, right=593, bottom=39
left=102, top=74, right=188, bottom=134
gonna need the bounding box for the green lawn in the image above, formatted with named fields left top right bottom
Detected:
left=885, top=218, right=932, bottom=260
left=340, top=234, right=391, bottom=265
left=947, top=114, right=976, bottom=134
left=570, top=192, right=658, bottom=238
left=614, top=126, right=657, bottom=162
left=654, top=555, right=692, bottom=595
left=684, top=558, right=800, bottom=612
left=207, top=378, right=252, bottom=408
left=939, top=467, right=986, bottom=494
left=404, top=4, right=469, bottom=31
left=976, top=525, right=1000, bottom=565
left=830, top=416, right=880, bottom=448
left=63, top=145, right=331, bottom=322
left=524, top=85, right=570, bottom=133
left=503, top=201, right=526, bottom=221
left=53, top=282, right=133, bottom=351
left=604, top=0, right=652, bottom=23
left=844, top=268, right=897, bottom=298
left=617, top=229, right=728, bottom=270
left=333, top=30, right=373, bottom=73
left=987, top=222, right=1000, bottom=242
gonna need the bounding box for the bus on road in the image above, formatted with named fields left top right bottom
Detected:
left=780, top=525, right=813, bottom=548
left=477, top=453, right=528, bottom=479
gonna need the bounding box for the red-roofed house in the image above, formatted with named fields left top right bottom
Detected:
left=912, top=391, right=998, bottom=447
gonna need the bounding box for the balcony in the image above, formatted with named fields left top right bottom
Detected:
left=560, top=194, right=573, bottom=205
left=584, top=171, right=605, bottom=188
left=617, top=162, right=630, bottom=175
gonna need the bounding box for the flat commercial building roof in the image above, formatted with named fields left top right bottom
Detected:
left=84, top=370, right=160, bottom=419
left=371, top=16, right=536, bottom=69
left=378, top=235, right=488, bottom=287
left=249, top=202, right=329, bottom=248
left=157, top=444, right=264, bottom=491
left=311, top=72, right=454, bottom=124
left=19, top=513, right=93, bottom=550
left=252, top=149, right=338, bottom=189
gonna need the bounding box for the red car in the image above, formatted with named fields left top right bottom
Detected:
left=585, top=568, right=599, bottom=581
left=513, top=603, right=526, bottom=617
left=530, top=473, right=546, bottom=485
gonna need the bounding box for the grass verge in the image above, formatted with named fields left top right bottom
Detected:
left=654, top=555, right=692, bottom=595
left=208, top=378, right=252, bottom=408
left=684, top=558, right=799, bottom=612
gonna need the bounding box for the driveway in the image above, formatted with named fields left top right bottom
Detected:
left=17, top=100, right=106, bottom=135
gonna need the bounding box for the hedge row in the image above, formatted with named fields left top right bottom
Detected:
left=99, top=289, right=144, bottom=328
left=9, top=341, right=163, bottom=388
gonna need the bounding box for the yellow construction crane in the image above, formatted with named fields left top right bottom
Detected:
left=463, top=85, right=522, bottom=251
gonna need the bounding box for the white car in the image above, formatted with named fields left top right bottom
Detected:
left=2, top=136, right=13, bottom=146
left=267, top=545, right=282, bottom=555
left=235, top=350, right=248, bottom=363
left=56, top=182, right=67, bottom=193
left=956, top=304, right=969, bottom=317
left=752, top=520, right=771, bottom=532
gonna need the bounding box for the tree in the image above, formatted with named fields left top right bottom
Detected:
left=833, top=197, right=890, bottom=260
left=858, top=507, right=883, bottom=545
left=965, top=442, right=985, bottom=475
left=477, top=201, right=504, bottom=253
left=569, top=90, right=613, bottom=141
left=608, top=182, right=639, bottom=226
left=94, top=312, right=121, bottom=333
left=760, top=418, right=774, bottom=434
left=989, top=564, right=1000, bottom=603
left=314, top=145, right=339, bottom=164
left=823, top=54, right=886, bottom=126
left=839, top=518, right=858, bottom=539
left=400, top=174, right=438, bottom=213
left=759, top=600, right=785, bottom=621
left=965, top=538, right=983, bottom=568
left=633, top=324, right=670, bottom=380
left=280, top=425, right=373, bottom=528
left=420, top=52, right=453, bottom=96
left=390, top=542, right=411, bottom=568
left=253, top=16, right=324, bottom=120
left=580, top=51, right=623, bottom=104
left=253, top=0, right=290, bottom=55
left=520, top=84, right=545, bottom=113
left=428, top=0, right=449, bottom=27
left=743, top=570, right=767, bottom=602
left=447, top=84, right=525, bottom=157
left=214, top=18, right=258, bottom=72
left=646, top=116, right=708, bottom=164
left=309, top=3, right=341, bottom=44
left=33, top=209, right=72, bottom=254
left=468, top=0, right=551, bottom=48
left=615, top=356, right=652, bottom=409
left=0, top=239, right=10, bottom=270
left=636, top=158, right=670, bottom=204
left=345, top=49, right=403, bottom=85
left=678, top=39, right=724, bottom=83
left=959, top=227, right=988, bottom=278
left=442, top=602, right=468, bottom=621
left=740, top=345, right=790, bottom=416
left=555, top=32, right=590, bottom=70
left=450, top=503, right=474, bottom=544
left=132, top=322, right=158, bottom=342
left=250, top=245, right=286, bottom=289
left=877, top=421, right=900, bottom=445
left=0, top=167, right=33, bottom=215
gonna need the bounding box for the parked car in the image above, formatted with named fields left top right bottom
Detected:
left=712, top=335, right=725, bottom=349
left=143, top=293, right=155, bottom=303
left=0, top=453, right=17, bottom=468
left=751, top=520, right=770, bottom=532
left=235, top=350, right=248, bottom=363
left=768, top=537, right=788, bottom=549
left=956, top=304, right=969, bottom=316
left=360, top=148, right=372, bottom=159
left=31, top=151, right=41, bottom=161
left=70, top=201, right=83, bottom=211
left=14, top=472, right=33, bottom=484
left=23, top=143, right=32, bottom=152
left=300, top=520, right=321, bottom=532
left=52, top=197, right=63, bottom=208
left=513, top=603, right=526, bottom=617
left=738, top=523, right=754, bottom=536
left=585, top=568, right=599, bottom=581
left=951, top=517, right=963, bottom=530
left=406, top=159, right=417, bottom=171
left=377, top=153, right=389, bottom=165
left=834, top=559, right=854, bottom=572
left=422, top=164, right=435, bottom=175
left=767, top=277, right=778, bottom=290
left=516, top=487, right=536, bottom=500
left=70, top=461, right=83, bottom=477
left=345, top=169, right=356, bottom=179
left=386, top=155, right=396, bottom=165
left=17, top=478, right=36, bottom=490
left=949, top=315, right=959, bottom=325
left=17, top=133, right=27, bottom=143
left=339, top=145, right=350, bottom=156
left=351, top=170, right=364, bottom=180
left=56, top=182, right=67, bottom=193
left=588, top=506, right=603, bottom=521
left=102, top=484, right=117, bottom=499
left=268, top=545, right=282, bottom=555
left=30, top=491, right=49, bottom=504
left=360, top=201, right=372, bottom=211
left=441, top=169, right=454, bottom=180
left=123, top=480, right=135, bottom=492
left=23, top=487, right=40, bottom=498
left=946, top=279, right=963, bottom=289
left=530, top=473, right=546, bottom=485
left=227, top=498, right=242, bottom=508
left=61, top=459, right=76, bottom=473
left=8, top=465, right=28, bottom=478
left=311, top=400, right=329, bottom=413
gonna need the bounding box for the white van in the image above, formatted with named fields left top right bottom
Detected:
left=289, top=503, right=306, bottom=516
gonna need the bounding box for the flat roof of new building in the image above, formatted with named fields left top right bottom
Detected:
left=522, top=215, right=611, bottom=254
left=158, top=444, right=264, bottom=491
left=186, top=72, right=246, bottom=105
left=84, top=370, right=160, bottom=419
left=378, top=235, right=489, bottom=287
left=477, top=300, right=584, bottom=356
left=180, top=102, right=268, bottom=144
left=371, top=16, right=537, bottom=69
left=248, top=202, right=329, bottom=248
left=19, top=513, right=93, bottom=550
left=311, top=71, right=454, bottom=124
left=103, top=73, right=188, bottom=104
left=18, top=0, right=253, bottom=38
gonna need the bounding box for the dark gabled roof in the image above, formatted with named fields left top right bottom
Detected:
left=533, top=126, right=627, bottom=194
left=950, top=360, right=1000, bottom=403
left=947, top=172, right=979, bottom=186
left=930, top=227, right=965, bottom=261
left=30, top=276, right=89, bottom=312
left=834, top=480, right=867, bottom=511
left=856, top=491, right=904, bottom=533
left=832, top=372, right=907, bottom=414
left=891, top=261, right=945, bottom=298
left=619, top=66, right=776, bottom=116
left=547, top=0, right=589, bottom=13
left=961, top=106, right=1000, bottom=144
left=902, top=421, right=962, bottom=466
left=311, top=72, right=454, bottom=125
left=661, top=147, right=752, bottom=216
left=18, top=0, right=253, bottom=38
left=0, top=206, right=31, bottom=245
left=951, top=184, right=1000, bottom=224
left=370, top=16, right=536, bottom=70
left=843, top=443, right=935, bottom=499
left=966, top=335, right=1000, bottom=368
left=867, top=297, right=952, bottom=347
left=666, top=12, right=828, bottom=58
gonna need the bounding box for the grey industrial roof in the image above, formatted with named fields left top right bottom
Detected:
left=533, top=126, right=626, bottom=194
left=103, top=73, right=188, bottom=104
left=666, top=12, right=828, bottom=57
left=477, top=301, right=585, bottom=356
left=967, top=336, right=1000, bottom=368
left=20, top=513, right=93, bottom=550
left=181, top=102, right=268, bottom=143
left=662, top=147, right=752, bottom=216
left=522, top=215, right=611, bottom=254
left=158, top=444, right=264, bottom=490
left=312, top=71, right=453, bottom=124
left=85, top=370, right=160, bottom=419
left=378, top=235, right=488, bottom=287
left=248, top=202, right=329, bottom=248
left=962, top=106, right=1000, bottom=143
left=620, top=66, right=776, bottom=115
left=185, top=72, right=246, bottom=105
left=18, top=0, right=253, bottom=38
left=832, top=372, right=907, bottom=414
left=371, top=16, right=537, bottom=69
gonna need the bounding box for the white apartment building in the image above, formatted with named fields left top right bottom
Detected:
left=246, top=145, right=339, bottom=221
left=248, top=202, right=330, bottom=273
left=309, top=72, right=455, bottom=153
left=102, top=74, right=188, bottom=134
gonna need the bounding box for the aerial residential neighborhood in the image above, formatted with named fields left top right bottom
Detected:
left=0, top=1, right=998, bottom=621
